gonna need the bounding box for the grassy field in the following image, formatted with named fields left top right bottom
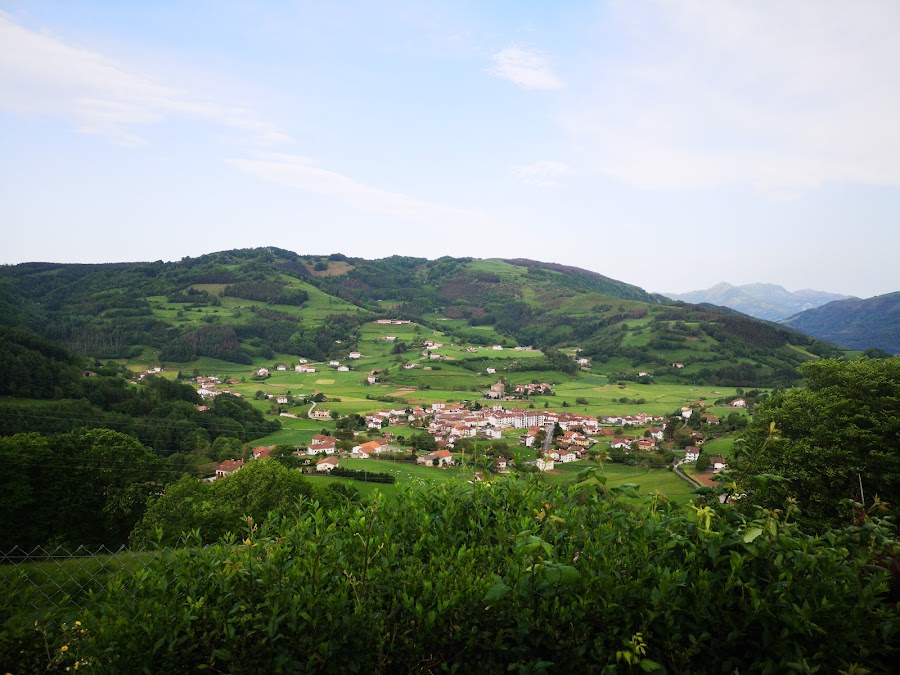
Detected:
left=542, top=462, right=696, bottom=504
left=304, top=456, right=696, bottom=505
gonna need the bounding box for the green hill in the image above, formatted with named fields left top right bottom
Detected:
left=0, top=248, right=842, bottom=386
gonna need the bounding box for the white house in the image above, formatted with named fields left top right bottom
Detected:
left=535, top=456, right=554, bottom=472
left=732, top=398, right=747, bottom=408
left=256, top=367, right=269, bottom=377
left=348, top=352, right=362, bottom=359
left=683, top=446, right=701, bottom=462
left=417, top=449, right=455, bottom=467
left=316, top=457, right=340, bottom=472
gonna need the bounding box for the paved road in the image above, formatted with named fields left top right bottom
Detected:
left=672, top=458, right=700, bottom=488
left=542, top=422, right=554, bottom=455
left=307, top=401, right=317, bottom=419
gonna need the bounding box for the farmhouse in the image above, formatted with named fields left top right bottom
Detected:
left=316, top=457, right=340, bottom=472
left=309, top=435, right=338, bottom=454
left=252, top=446, right=274, bottom=460
left=311, top=407, right=332, bottom=420
left=417, top=449, right=455, bottom=467
left=483, top=380, right=506, bottom=399
left=353, top=439, right=390, bottom=458
left=534, top=456, right=554, bottom=472
left=215, top=459, right=244, bottom=479
left=683, top=446, right=701, bottom=462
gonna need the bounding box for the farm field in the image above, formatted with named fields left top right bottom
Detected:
left=542, top=462, right=696, bottom=504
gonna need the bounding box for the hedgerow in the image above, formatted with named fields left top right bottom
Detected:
left=3, top=477, right=898, bottom=673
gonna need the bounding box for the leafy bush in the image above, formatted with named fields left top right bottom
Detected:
left=5, top=479, right=896, bottom=672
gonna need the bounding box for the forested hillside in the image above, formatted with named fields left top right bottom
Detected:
left=781, top=291, right=900, bottom=354
left=0, top=248, right=843, bottom=387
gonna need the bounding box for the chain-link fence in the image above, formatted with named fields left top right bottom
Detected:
left=0, top=545, right=151, bottom=616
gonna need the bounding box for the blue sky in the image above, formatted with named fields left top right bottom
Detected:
left=1, top=1, right=899, bottom=298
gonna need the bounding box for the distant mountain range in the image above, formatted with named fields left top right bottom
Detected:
left=662, top=282, right=854, bottom=322
left=781, top=292, right=900, bottom=355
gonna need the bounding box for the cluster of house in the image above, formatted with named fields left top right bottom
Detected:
left=358, top=402, right=670, bottom=459
left=137, top=366, right=163, bottom=380
left=483, top=380, right=556, bottom=399
left=512, top=383, right=553, bottom=396
left=194, top=375, right=242, bottom=400
left=212, top=444, right=276, bottom=480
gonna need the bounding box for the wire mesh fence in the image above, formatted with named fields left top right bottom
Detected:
left=0, top=545, right=151, bottom=616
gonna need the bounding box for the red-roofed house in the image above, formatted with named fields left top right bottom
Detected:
left=215, top=459, right=244, bottom=479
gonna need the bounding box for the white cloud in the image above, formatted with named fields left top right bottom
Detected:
left=229, top=153, right=499, bottom=230
left=491, top=47, right=563, bottom=90
left=564, top=0, right=900, bottom=193
left=0, top=13, right=290, bottom=146
left=512, top=160, right=574, bottom=187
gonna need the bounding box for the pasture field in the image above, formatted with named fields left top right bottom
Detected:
left=699, top=436, right=737, bottom=459
left=543, top=462, right=695, bottom=504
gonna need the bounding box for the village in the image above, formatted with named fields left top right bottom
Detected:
left=208, top=390, right=731, bottom=482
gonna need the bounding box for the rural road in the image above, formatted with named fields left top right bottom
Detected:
left=542, top=422, right=554, bottom=455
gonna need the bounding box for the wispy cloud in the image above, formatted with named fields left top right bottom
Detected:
left=229, top=153, right=499, bottom=229
left=491, top=47, right=563, bottom=90
left=564, top=1, right=900, bottom=194
left=512, top=160, right=574, bottom=187
left=0, top=12, right=290, bottom=146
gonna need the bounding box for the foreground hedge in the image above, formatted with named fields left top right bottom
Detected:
left=3, top=477, right=898, bottom=673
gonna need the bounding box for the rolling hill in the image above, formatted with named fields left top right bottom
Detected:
left=781, top=292, right=900, bottom=354
left=0, top=248, right=844, bottom=387
left=663, top=282, right=853, bottom=321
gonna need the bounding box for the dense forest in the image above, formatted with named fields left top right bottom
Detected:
left=0, top=328, right=281, bottom=550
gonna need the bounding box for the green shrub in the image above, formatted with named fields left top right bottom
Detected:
left=4, top=479, right=898, bottom=672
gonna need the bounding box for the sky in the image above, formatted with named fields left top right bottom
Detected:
left=1, top=0, right=899, bottom=299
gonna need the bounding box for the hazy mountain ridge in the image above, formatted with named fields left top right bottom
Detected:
left=663, top=282, right=853, bottom=321
left=781, top=292, right=900, bottom=354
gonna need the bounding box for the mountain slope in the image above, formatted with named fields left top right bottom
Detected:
left=663, top=282, right=853, bottom=321
left=781, top=292, right=900, bottom=354
left=0, top=248, right=843, bottom=386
